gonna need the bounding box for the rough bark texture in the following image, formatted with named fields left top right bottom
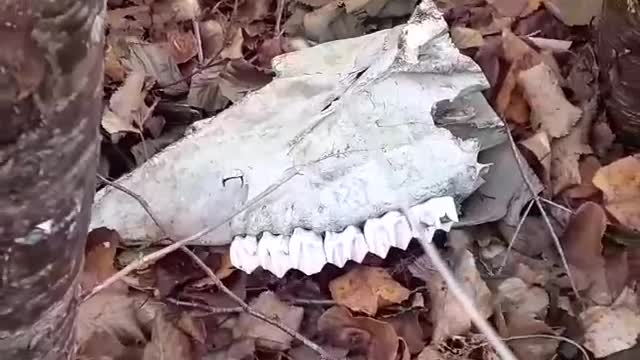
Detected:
left=0, top=1, right=104, bottom=359
left=598, top=0, right=640, bottom=147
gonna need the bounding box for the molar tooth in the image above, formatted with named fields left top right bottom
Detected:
left=381, top=211, right=412, bottom=250
left=363, top=217, right=394, bottom=259
left=229, top=235, right=260, bottom=273
left=324, top=225, right=368, bottom=267
left=407, top=196, right=458, bottom=241
left=257, top=232, right=292, bottom=277
left=289, top=228, right=327, bottom=275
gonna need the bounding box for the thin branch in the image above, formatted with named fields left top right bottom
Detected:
left=193, top=19, right=204, bottom=65
left=275, top=0, right=286, bottom=37
left=88, top=169, right=338, bottom=360
left=497, top=200, right=534, bottom=275
left=501, top=121, right=582, bottom=304
left=168, top=298, right=243, bottom=314
left=84, top=167, right=299, bottom=300
left=539, top=197, right=574, bottom=214
left=288, top=299, right=336, bottom=306
left=420, top=240, right=518, bottom=360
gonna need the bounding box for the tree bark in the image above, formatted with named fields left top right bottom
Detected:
left=0, top=1, right=105, bottom=359
left=598, top=0, right=640, bottom=147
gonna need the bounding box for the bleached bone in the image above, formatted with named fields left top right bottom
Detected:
left=324, top=225, right=368, bottom=267
left=89, top=1, right=505, bottom=277
left=257, top=232, right=292, bottom=278
left=289, top=228, right=327, bottom=275
left=229, top=235, right=260, bottom=273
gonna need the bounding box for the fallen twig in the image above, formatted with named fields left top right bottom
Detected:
left=89, top=169, right=339, bottom=360
left=275, top=0, right=287, bottom=36
left=497, top=200, right=534, bottom=274
left=501, top=119, right=583, bottom=304
left=503, top=334, right=589, bottom=360
left=420, top=239, right=518, bottom=360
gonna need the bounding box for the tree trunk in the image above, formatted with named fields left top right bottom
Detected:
left=598, top=0, right=640, bottom=147
left=0, top=1, right=105, bottom=359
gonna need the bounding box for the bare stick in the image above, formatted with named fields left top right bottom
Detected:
left=502, top=122, right=582, bottom=302
left=275, top=0, right=286, bottom=36
left=497, top=200, right=534, bottom=274
left=539, top=197, right=574, bottom=214
left=167, top=298, right=243, bottom=314
left=193, top=19, right=204, bottom=65
left=84, top=168, right=299, bottom=300
left=89, top=170, right=339, bottom=360
left=420, top=239, right=518, bottom=360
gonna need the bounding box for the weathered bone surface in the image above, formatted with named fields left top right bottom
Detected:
left=89, top=1, right=505, bottom=277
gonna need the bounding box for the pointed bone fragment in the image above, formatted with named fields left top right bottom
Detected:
left=257, top=232, right=292, bottom=277
left=229, top=235, right=260, bottom=273
left=289, top=228, right=327, bottom=275
left=408, top=196, right=459, bottom=241
left=324, top=225, right=368, bottom=267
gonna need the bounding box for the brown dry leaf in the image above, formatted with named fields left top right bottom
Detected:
left=107, top=6, right=151, bottom=37
left=237, top=0, right=273, bottom=23
left=518, top=62, right=582, bottom=138
left=235, top=291, right=304, bottom=351
left=105, top=40, right=129, bottom=82
left=542, top=0, right=603, bottom=26
left=126, top=41, right=189, bottom=95
left=318, top=306, right=399, bottom=360
left=487, top=0, right=528, bottom=17
left=581, top=287, right=640, bottom=358
left=329, top=265, right=410, bottom=316
left=166, top=29, right=198, bottom=64
left=505, top=312, right=559, bottom=360
left=143, top=311, right=193, bottom=360
left=385, top=312, right=425, bottom=355
left=501, top=29, right=542, bottom=68
left=417, top=334, right=499, bottom=360
left=219, top=59, right=274, bottom=102
left=477, top=16, right=514, bottom=36
left=303, top=2, right=344, bottom=42
left=220, top=27, right=245, bottom=60
left=152, top=0, right=201, bottom=29
left=591, top=120, right=615, bottom=158
left=200, top=20, right=225, bottom=59
left=207, top=338, right=257, bottom=360
left=450, top=27, right=484, bottom=49
left=495, top=278, right=549, bottom=318
left=520, top=131, right=551, bottom=184
left=522, top=0, right=543, bottom=17
left=561, top=201, right=614, bottom=304
left=257, top=37, right=286, bottom=68
left=563, top=155, right=601, bottom=199
left=550, top=97, right=596, bottom=195
left=81, top=227, right=122, bottom=290
left=187, top=63, right=230, bottom=113
left=409, top=250, right=492, bottom=342
left=104, top=69, right=149, bottom=135
left=593, top=155, right=640, bottom=231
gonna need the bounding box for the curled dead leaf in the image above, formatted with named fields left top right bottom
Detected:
left=329, top=266, right=410, bottom=316
left=593, top=155, right=640, bottom=232
left=318, top=306, right=400, bottom=360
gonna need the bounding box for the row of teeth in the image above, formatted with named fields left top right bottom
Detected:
left=229, top=196, right=458, bottom=277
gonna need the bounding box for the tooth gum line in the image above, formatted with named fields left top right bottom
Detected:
left=229, top=196, right=458, bottom=277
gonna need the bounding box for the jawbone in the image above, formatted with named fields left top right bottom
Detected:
left=89, top=0, right=505, bottom=277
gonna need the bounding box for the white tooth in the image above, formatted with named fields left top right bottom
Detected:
left=381, top=211, right=412, bottom=250
left=257, top=232, right=292, bottom=277
left=408, top=196, right=458, bottom=242
left=363, top=217, right=394, bottom=259
left=324, top=225, right=368, bottom=267
left=229, top=235, right=260, bottom=273
left=289, top=228, right=326, bottom=275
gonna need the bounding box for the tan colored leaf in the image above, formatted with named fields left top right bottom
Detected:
left=318, top=306, right=399, bottom=360
left=593, top=155, right=640, bottom=231
left=303, top=2, right=344, bottom=43
left=410, top=250, right=492, bottom=342
left=166, top=29, right=198, bottom=64
left=495, top=278, right=549, bottom=318
left=107, top=6, right=151, bottom=37
left=143, top=311, right=193, bottom=360
left=518, top=62, right=582, bottom=138
left=235, top=291, right=304, bottom=351
left=82, top=227, right=123, bottom=291
left=581, top=287, right=640, bottom=358
left=542, top=0, right=603, bottom=26
left=207, top=338, right=257, bottom=360
left=385, top=312, right=425, bottom=355
left=563, top=155, right=601, bottom=199
left=505, top=312, right=558, bottom=360
left=487, top=0, right=528, bottom=17
left=104, top=69, right=149, bottom=135
left=200, top=20, right=225, bottom=59
left=522, top=0, right=543, bottom=17
left=187, top=62, right=229, bottom=112
left=238, top=0, right=273, bottom=22
left=450, top=27, right=484, bottom=49
left=220, top=27, right=245, bottom=60
left=550, top=98, right=595, bottom=195
left=329, top=266, right=410, bottom=316
left=501, top=29, right=542, bottom=68
left=561, top=201, right=614, bottom=304
left=126, top=41, right=189, bottom=95
left=520, top=131, right=551, bottom=184
left=152, top=0, right=200, bottom=28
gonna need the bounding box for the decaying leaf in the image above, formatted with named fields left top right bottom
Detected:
left=563, top=155, right=601, bottom=199
left=450, top=27, right=484, bottom=49
left=409, top=250, right=492, bottom=342
left=126, top=41, right=189, bottom=95
left=549, top=97, right=596, bottom=195
left=318, top=306, right=400, bottom=360
left=385, top=311, right=425, bottom=355
left=329, top=265, right=410, bottom=316
left=520, top=131, right=551, bottom=185
left=518, top=62, right=582, bottom=138
left=187, top=63, right=230, bottom=113
left=487, top=0, right=528, bottom=17
left=542, top=0, right=603, bottom=26
left=593, top=155, right=640, bottom=232
left=81, top=228, right=123, bottom=290
left=237, top=0, right=273, bottom=23
left=505, top=312, right=559, bottom=360
left=495, top=277, right=549, bottom=318
left=165, top=29, right=198, bottom=64
left=200, top=20, right=225, bottom=59
left=235, top=291, right=304, bottom=351
left=561, top=201, right=615, bottom=304
left=143, top=311, right=193, bottom=360
left=581, top=287, right=640, bottom=358
left=107, top=6, right=151, bottom=37
left=417, top=334, right=498, bottom=360
left=220, top=27, right=245, bottom=60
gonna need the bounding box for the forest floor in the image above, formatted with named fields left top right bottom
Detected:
left=78, top=1, right=640, bottom=359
